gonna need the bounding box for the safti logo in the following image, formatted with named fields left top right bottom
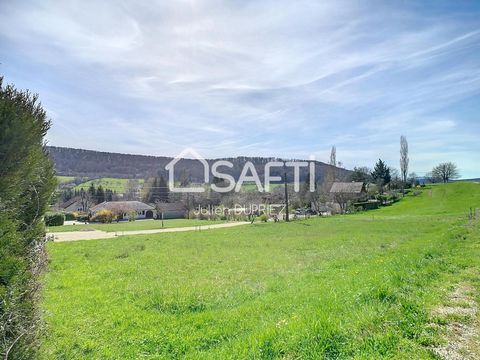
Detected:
left=165, top=148, right=316, bottom=193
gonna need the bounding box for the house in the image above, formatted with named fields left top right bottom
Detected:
left=329, top=182, right=368, bottom=213
left=60, top=196, right=85, bottom=212
left=90, top=201, right=155, bottom=220
left=155, top=202, right=187, bottom=219
left=330, top=182, right=367, bottom=196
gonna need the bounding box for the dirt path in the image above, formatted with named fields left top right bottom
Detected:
left=430, top=283, right=479, bottom=359
left=48, top=222, right=251, bottom=242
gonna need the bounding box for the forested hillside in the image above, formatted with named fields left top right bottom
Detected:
left=46, top=146, right=350, bottom=183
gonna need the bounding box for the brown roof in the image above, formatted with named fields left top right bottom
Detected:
left=90, top=201, right=154, bottom=212
left=155, top=202, right=185, bottom=211
left=60, top=196, right=82, bottom=209
left=330, top=182, right=365, bottom=194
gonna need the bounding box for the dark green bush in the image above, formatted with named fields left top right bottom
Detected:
left=45, top=213, right=65, bottom=226
left=64, top=212, right=77, bottom=221
left=354, top=201, right=380, bottom=210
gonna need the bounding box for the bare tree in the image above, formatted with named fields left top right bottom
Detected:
left=125, top=179, right=140, bottom=200
left=110, top=203, right=128, bottom=222
left=325, top=145, right=337, bottom=190
left=332, top=191, right=360, bottom=214
left=154, top=200, right=168, bottom=226
left=408, top=172, right=418, bottom=187
left=330, top=145, right=336, bottom=170
left=313, top=146, right=338, bottom=208
left=400, top=135, right=409, bottom=195
left=389, top=167, right=402, bottom=190
left=79, top=188, right=91, bottom=213
left=432, top=162, right=460, bottom=183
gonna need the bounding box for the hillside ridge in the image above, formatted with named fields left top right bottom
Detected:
left=46, top=146, right=350, bottom=182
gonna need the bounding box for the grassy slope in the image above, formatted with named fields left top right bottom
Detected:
left=71, top=178, right=279, bottom=193
left=56, top=175, right=76, bottom=184
left=74, top=178, right=144, bottom=193
left=47, top=219, right=225, bottom=233
left=40, top=183, right=480, bottom=359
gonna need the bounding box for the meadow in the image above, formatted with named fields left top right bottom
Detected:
left=66, top=177, right=282, bottom=193
left=40, top=183, right=480, bottom=359
left=73, top=177, right=144, bottom=193
left=56, top=175, right=76, bottom=184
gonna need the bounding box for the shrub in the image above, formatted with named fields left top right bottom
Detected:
left=64, top=212, right=77, bottom=221
left=353, top=201, right=380, bottom=211
left=91, top=209, right=114, bottom=223
left=346, top=203, right=360, bottom=213
left=76, top=213, right=89, bottom=222
left=126, top=210, right=137, bottom=221
left=258, top=213, right=269, bottom=222
left=197, top=211, right=209, bottom=220
left=44, top=212, right=65, bottom=226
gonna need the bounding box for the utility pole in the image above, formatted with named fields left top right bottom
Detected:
left=284, top=167, right=289, bottom=222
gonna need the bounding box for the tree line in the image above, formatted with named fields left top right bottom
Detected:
left=60, top=184, right=116, bottom=205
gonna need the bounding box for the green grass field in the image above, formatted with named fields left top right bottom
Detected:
left=66, top=177, right=281, bottom=193
left=40, top=183, right=480, bottom=359
left=74, top=177, right=144, bottom=193
left=56, top=175, right=76, bottom=184
left=47, top=219, right=225, bottom=233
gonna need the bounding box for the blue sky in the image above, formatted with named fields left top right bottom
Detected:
left=1, top=0, right=479, bottom=178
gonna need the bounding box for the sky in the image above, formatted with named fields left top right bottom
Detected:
left=1, top=0, right=479, bottom=178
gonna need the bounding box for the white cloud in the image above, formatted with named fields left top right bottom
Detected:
left=0, top=0, right=479, bottom=177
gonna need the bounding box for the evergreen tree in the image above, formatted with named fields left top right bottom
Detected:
left=0, top=77, right=56, bottom=358
left=88, top=183, right=96, bottom=197
left=61, top=188, right=74, bottom=203
left=105, top=189, right=113, bottom=201
left=371, top=159, right=391, bottom=192
left=144, top=175, right=169, bottom=203
left=96, top=185, right=105, bottom=203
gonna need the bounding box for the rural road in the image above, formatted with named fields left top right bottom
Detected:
left=47, top=222, right=251, bottom=242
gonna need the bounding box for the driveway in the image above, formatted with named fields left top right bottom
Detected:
left=48, top=222, right=251, bottom=242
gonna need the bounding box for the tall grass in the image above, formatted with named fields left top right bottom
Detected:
left=40, top=183, right=480, bottom=359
